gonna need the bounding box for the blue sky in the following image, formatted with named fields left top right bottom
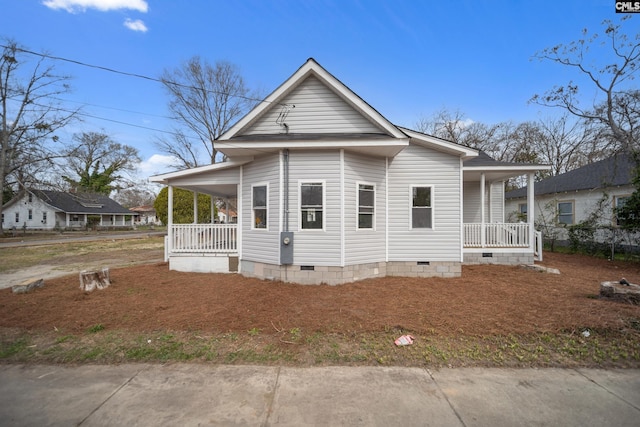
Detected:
left=0, top=0, right=633, bottom=178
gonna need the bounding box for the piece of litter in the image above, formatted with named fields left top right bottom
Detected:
left=394, top=335, right=414, bottom=346
left=581, top=330, right=590, bottom=338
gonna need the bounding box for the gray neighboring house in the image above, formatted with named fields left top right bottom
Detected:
left=505, top=152, right=636, bottom=241
left=2, top=190, right=137, bottom=231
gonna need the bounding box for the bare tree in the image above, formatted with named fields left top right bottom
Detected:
left=531, top=16, right=640, bottom=152
left=60, top=131, right=141, bottom=195
left=414, top=108, right=515, bottom=161
left=0, top=40, right=78, bottom=233
left=157, top=57, right=259, bottom=167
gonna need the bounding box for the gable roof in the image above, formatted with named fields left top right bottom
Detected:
left=8, top=190, right=135, bottom=215
left=505, top=152, right=636, bottom=199
left=220, top=58, right=406, bottom=141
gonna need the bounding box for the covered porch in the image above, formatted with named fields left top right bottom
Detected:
left=151, top=159, right=248, bottom=273
left=462, top=153, right=548, bottom=263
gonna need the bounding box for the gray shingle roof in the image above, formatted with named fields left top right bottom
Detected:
left=32, top=190, right=134, bottom=214
left=464, top=151, right=528, bottom=167
left=505, top=152, right=636, bottom=199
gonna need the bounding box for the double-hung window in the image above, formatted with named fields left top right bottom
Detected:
left=557, top=201, right=574, bottom=225
left=252, top=184, right=268, bottom=229
left=301, top=182, right=323, bottom=230
left=411, top=186, right=433, bottom=229
left=615, top=195, right=630, bottom=227
left=358, top=183, right=375, bottom=229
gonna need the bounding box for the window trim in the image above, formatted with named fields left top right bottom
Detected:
left=356, top=181, right=375, bottom=231
left=251, top=183, right=269, bottom=231
left=614, top=194, right=631, bottom=227
left=299, top=180, right=325, bottom=231
left=409, top=184, right=434, bottom=230
left=557, top=200, right=575, bottom=225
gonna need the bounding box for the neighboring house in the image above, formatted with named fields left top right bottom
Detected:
left=505, top=152, right=636, bottom=242
left=151, top=58, right=548, bottom=285
left=217, top=207, right=237, bottom=224
left=2, top=190, right=137, bottom=231
left=130, top=205, right=162, bottom=225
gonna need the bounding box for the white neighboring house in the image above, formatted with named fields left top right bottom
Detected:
left=505, top=152, right=636, bottom=242
left=2, top=190, right=137, bottom=231
left=130, top=205, right=162, bottom=226
left=217, top=207, right=237, bottom=223
left=150, top=58, right=549, bottom=285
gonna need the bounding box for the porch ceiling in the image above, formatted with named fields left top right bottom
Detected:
left=169, top=183, right=238, bottom=199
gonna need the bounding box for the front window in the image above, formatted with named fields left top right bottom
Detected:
left=28, top=209, right=33, bottom=220
left=42, top=212, right=47, bottom=223
left=301, top=182, right=323, bottom=230
left=15, top=212, right=19, bottom=223
left=358, top=183, right=375, bottom=229
left=252, top=185, right=268, bottom=229
left=411, top=186, right=432, bottom=229
left=557, top=201, right=574, bottom=225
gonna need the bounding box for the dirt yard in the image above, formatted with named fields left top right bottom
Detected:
left=2, top=252, right=640, bottom=337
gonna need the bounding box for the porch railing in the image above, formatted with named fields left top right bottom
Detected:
left=464, top=223, right=530, bottom=248
left=170, top=224, right=237, bottom=253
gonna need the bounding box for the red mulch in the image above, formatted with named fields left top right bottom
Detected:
left=1, top=252, right=639, bottom=336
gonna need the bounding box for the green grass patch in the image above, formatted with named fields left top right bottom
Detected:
left=1, top=327, right=639, bottom=368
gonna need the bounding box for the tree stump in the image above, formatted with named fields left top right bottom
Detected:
left=600, top=281, right=640, bottom=305
left=79, top=268, right=111, bottom=292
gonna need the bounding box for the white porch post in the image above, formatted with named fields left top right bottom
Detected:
left=193, top=191, right=198, bottom=224
left=480, top=172, right=486, bottom=248
left=65, top=213, right=70, bottom=227
left=168, top=185, right=174, bottom=253
left=211, top=197, right=216, bottom=224
left=527, top=172, right=535, bottom=249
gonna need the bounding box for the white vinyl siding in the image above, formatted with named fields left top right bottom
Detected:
left=242, top=154, right=280, bottom=264
left=463, top=180, right=504, bottom=223
left=288, top=150, right=341, bottom=265
left=242, top=76, right=384, bottom=135
left=387, top=144, right=461, bottom=261
left=490, top=182, right=504, bottom=222
left=343, top=152, right=386, bottom=265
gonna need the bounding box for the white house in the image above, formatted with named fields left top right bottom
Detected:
left=505, top=152, right=636, bottom=242
left=2, top=190, right=136, bottom=231
left=151, top=58, right=548, bottom=285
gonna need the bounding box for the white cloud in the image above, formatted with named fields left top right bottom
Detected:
left=138, top=154, right=178, bottom=177
left=124, top=18, right=148, bottom=32
left=42, top=0, right=148, bottom=13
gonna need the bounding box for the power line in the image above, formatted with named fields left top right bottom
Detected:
left=2, top=44, right=277, bottom=106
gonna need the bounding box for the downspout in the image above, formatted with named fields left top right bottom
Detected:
left=480, top=173, right=486, bottom=248
left=283, top=149, right=289, bottom=232
left=168, top=185, right=174, bottom=259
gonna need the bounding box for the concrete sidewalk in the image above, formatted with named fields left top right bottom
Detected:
left=0, top=364, right=638, bottom=426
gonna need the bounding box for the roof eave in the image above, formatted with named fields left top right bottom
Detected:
left=149, top=156, right=254, bottom=184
